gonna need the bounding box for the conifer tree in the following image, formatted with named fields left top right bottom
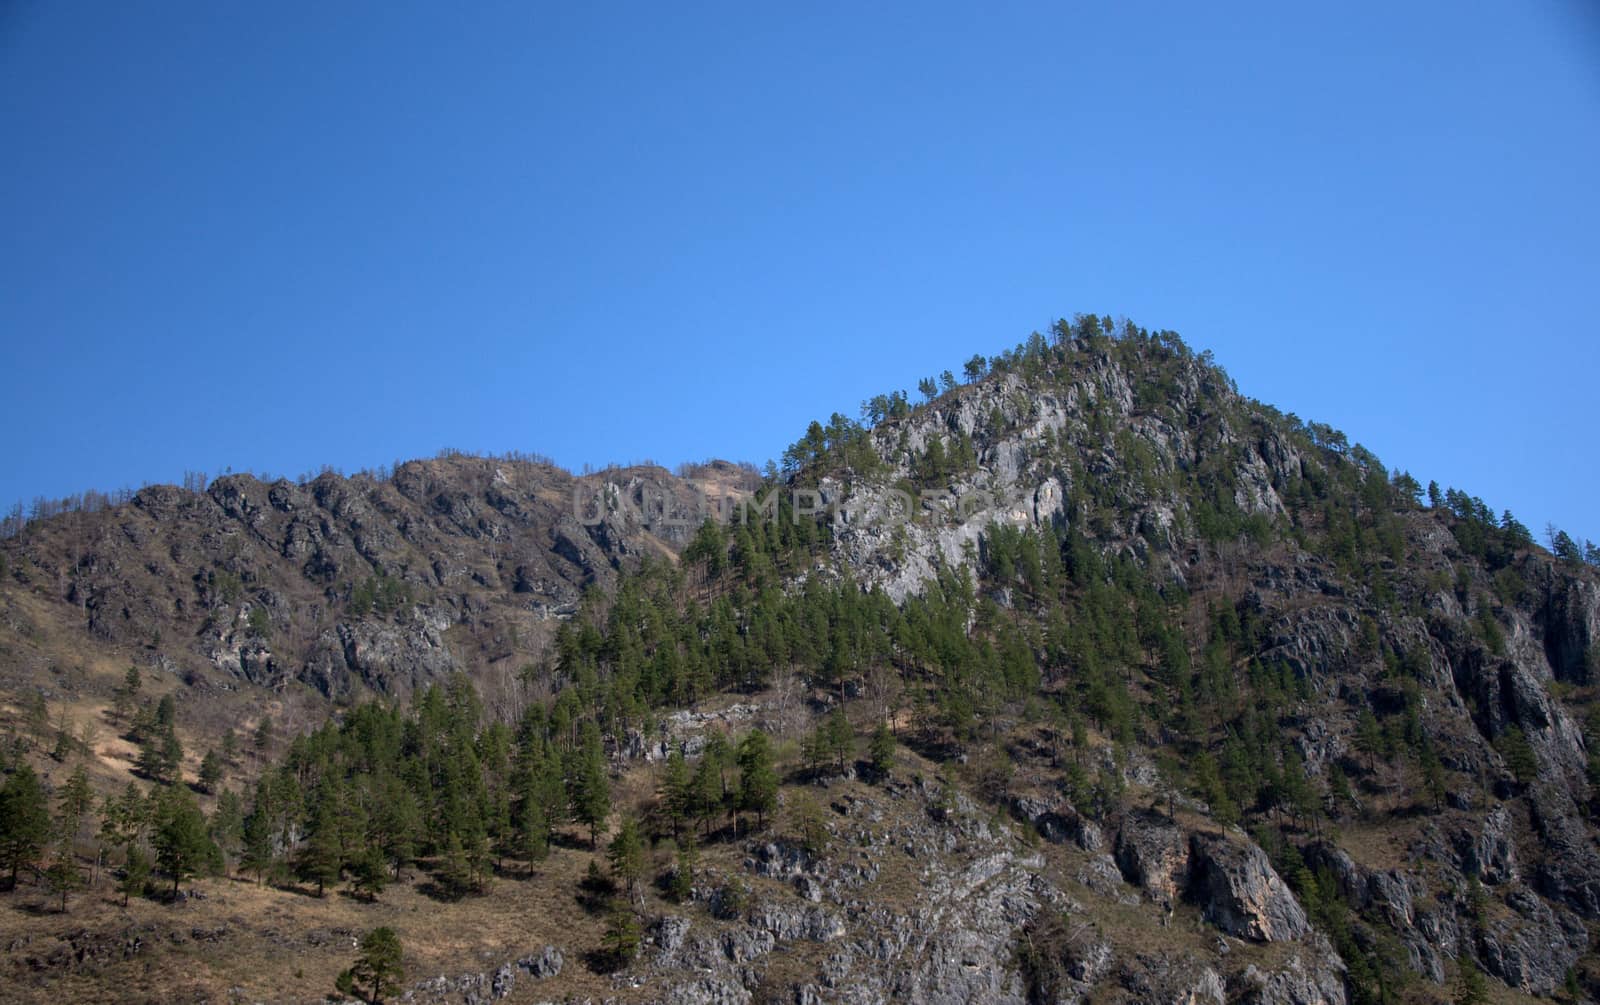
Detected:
left=350, top=846, right=388, bottom=902
left=607, top=816, right=645, bottom=899
left=667, top=834, right=697, bottom=903
left=515, top=787, right=549, bottom=865
left=209, top=788, right=245, bottom=874
left=337, top=927, right=404, bottom=1004
left=56, top=765, right=94, bottom=846
left=464, top=819, right=494, bottom=893
left=374, top=782, right=420, bottom=880
left=0, top=763, right=50, bottom=888
left=198, top=750, right=224, bottom=793
left=868, top=722, right=895, bottom=781
left=99, top=781, right=149, bottom=853
left=567, top=724, right=610, bottom=849
left=43, top=843, right=82, bottom=912
left=240, top=795, right=277, bottom=885
left=825, top=708, right=853, bottom=774
left=119, top=845, right=151, bottom=906
left=1453, top=959, right=1488, bottom=1005
left=152, top=787, right=213, bottom=898
left=438, top=831, right=471, bottom=897
left=690, top=756, right=721, bottom=838
left=600, top=904, right=641, bottom=970
left=298, top=798, right=343, bottom=896
left=659, top=750, right=692, bottom=838
left=737, top=731, right=778, bottom=829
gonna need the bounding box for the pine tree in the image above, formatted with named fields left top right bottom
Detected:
left=607, top=816, right=646, bottom=898
left=438, top=831, right=471, bottom=897
left=737, top=731, right=778, bottom=829
left=515, top=787, right=549, bottom=865
left=154, top=693, right=176, bottom=731
left=298, top=797, right=343, bottom=897
left=464, top=820, right=494, bottom=893
left=210, top=789, right=245, bottom=874
left=252, top=717, right=274, bottom=759
left=1355, top=708, right=1384, bottom=772
left=136, top=731, right=170, bottom=785
left=350, top=846, right=388, bottom=902
left=690, top=756, right=721, bottom=838
left=240, top=801, right=276, bottom=885
left=567, top=724, right=610, bottom=849
left=374, top=782, right=420, bottom=880
left=600, top=904, right=641, bottom=970
left=338, top=927, right=404, bottom=1004
left=825, top=707, right=853, bottom=773
left=113, top=666, right=142, bottom=722
left=789, top=791, right=829, bottom=858
left=0, top=763, right=50, bottom=887
left=198, top=750, right=223, bottom=793
left=1496, top=725, right=1538, bottom=784
left=667, top=834, right=697, bottom=903
left=1419, top=742, right=1447, bottom=811
left=1453, top=959, right=1488, bottom=1005
left=99, top=781, right=149, bottom=852
left=660, top=751, right=692, bottom=838
left=119, top=845, right=151, bottom=906
left=43, top=844, right=83, bottom=912
left=56, top=765, right=95, bottom=846
left=152, top=787, right=213, bottom=898
left=868, top=722, right=895, bottom=781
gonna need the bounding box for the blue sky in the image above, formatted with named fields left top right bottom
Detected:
left=2, top=2, right=1597, bottom=539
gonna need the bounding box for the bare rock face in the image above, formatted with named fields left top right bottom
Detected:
left=1458, top=804, right=1518, bottom=885
left=1238, top=950, right=1348, bottom=1005
left=1012, top=793, right=1101, bottom=850
left=1541, top=577, right=1600, bottom=684
left=1187, top=833, right=1310, bottom=943
left=1117, top=957, right=1227, bottom=1005
left=1478, top=886, right=1589, bottom=995
left=1529, top=784, right=1600, bottom=918
left=1115, top=811, right=1190, bottom=907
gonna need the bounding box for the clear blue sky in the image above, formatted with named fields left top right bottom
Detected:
left=3, top=2, right=1597, bottom=539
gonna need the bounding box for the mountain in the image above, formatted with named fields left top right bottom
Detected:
left=0, top=455, right=756, bottom=703
left=0, top=315, right=1596, bottom=1005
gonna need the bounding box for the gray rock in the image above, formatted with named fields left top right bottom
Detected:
left=1115, top=811, right=1190, bottom=906
left=1237, top=950, right=1348, bottom=1005
left=517, top=944, right=563, bottom=979
left=1188, top=833, right=1309, bottom=942
left=1076, top=854, right=1139, bottom=905
left=1477, top=885, right=1589, bottom=994
left=1119, top=956, right=1226, bottom=1005
left=490, top=963, right=515, bottom=999
left=1459, top=804, right=1518, bottom=885
left=663, top=974, right=752, bottom=1005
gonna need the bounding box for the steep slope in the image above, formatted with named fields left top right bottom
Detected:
left=786, top=318, right=1600, bottom=998
left=0, top=456, right=755, bottom=706
left=1, top=315, right=1597, bottom=1005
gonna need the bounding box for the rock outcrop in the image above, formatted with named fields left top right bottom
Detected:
left=1187, top=833, right=1310, bottom=943
left=1114, top=811, right=1190, bottom=907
